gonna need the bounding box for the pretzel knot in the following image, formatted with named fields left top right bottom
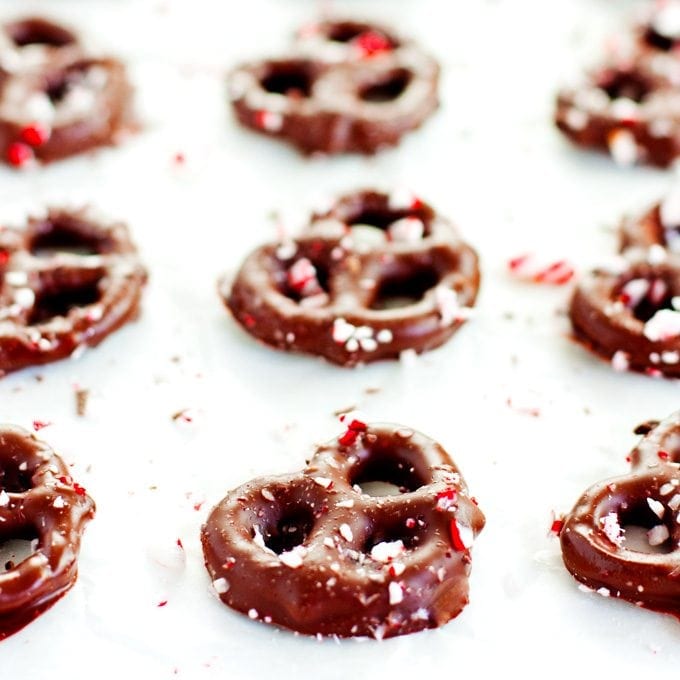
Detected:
left=570, top=195, right=680, bottom=377
left=228, top=19, right=439, bottom=154
left=201, top=423, right=485, bottom=638
left=222, top=190, right=479, bottom=366
left=555, top=2, right=680, bottom=168
left=0, top=426, right=95, bottom=639
left=0, top=17, right=133, bottom=166
left=0, top=208, right=147, bottom=376
left=561, top=413, right=680, bottom=616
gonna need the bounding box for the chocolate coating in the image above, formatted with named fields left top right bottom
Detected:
left=228, top=20, right=439, bottom=155
left=221, top=190, right=479, bottom=366
left=0, top=17, right=134, bottom=165
left=0, top=425, right=95, bottom=639
left=0, top=207, right=147, bottom=376
left=201, top=423, right=485, bottom=638
left=561, top=412, right=680, bottom=617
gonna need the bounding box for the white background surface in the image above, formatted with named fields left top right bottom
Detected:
left=1, top=0, right=679, bottom=677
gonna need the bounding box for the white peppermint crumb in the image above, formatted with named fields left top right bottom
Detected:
left=611, top=97, right=639, bottom=121
left=647, top=244, right=668, bottom=265
left=578, top=584, right=593, bottom=593
left=650, top=352, right=661, bottom=364
left=360, top=337, right=378, bottom=352
left=339, top=523, right=353, bottom=542
left=313, top=476, right=332, bottom=488
left=279, top=545, right=307, bottom=568
left=388, top=188, right=417, bottom=211
left=648, top=524, right=670, bottom=546
left=669, top=494, right=680, bottom=511
left=455, top=521, right=475, bottom=549
left=662, top=351, right=680, bottom=364
left=52, top=496, right=66, bottom=508
left=391, top=561, right=406, bottom=577
left=643, top=309, right=680, bottom=341
left=5, top=271, right=27, bottom=286
left=436, top=567, right=445, bottom=583
left=248, top=608, right=259, bottom=619
left=323, top=537, right=335, bottom=548
left=412, top=607, right=429, bottom=621
left=252, top=525, right=267, bottom=550
left=370, top=540, right=405, bottom=563
left=261, top=488, right=275, bottom=501
left=276, top=241, right=297, bottom=260
left=596, top=587, right=611, bottom=597
left=376, top=328, right=393, bottom=344
left=661, top=190, right=680, bottom=228
left=388, top=581, right=404, bottom=605
left=399, top=348, right=419, bottom=367
left=565, top=107, right=588, bottom=130
left=213, top=577, right=230, bottom=594
left=18, top=462, right=27, bottom=471
left=611, top=350, right=630, bottom=372
left=388, top=217, right=424, bottom=243
left=326, top=577, right=337, bottom=587
left=601, top=512, right=625, bottom=546
left=335, top=499, right=354, bottom=508
left=660, top=482, right=677, bottom=496
left=260, top=111, right=283, bottom=132
left=0, top=490, right=9, bottom=507
left=647, top=497, right=665, bottom=519
left=608, top=129, right=638, bottom=166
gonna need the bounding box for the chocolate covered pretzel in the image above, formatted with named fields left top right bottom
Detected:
left=555, top=2, right=680, bottom=167
left=228, top=19, right=439, bottom=154
left=570, top=190, right=680, bottom=376
left=561, top=413, right=680, bottom=616
left=221, top=190, right=479, bottom=366
left=0, top=425, right=95, bottom=639
left=0, top=207, right=147, bottom=376
left=0, top=17, right=133, bottom=166
left=201, top=422, right=485, bottom=638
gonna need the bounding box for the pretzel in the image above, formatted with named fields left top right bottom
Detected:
left=228, top=19, right=439, bottom=154
left=0, top=425, right=95, bottom=639
left=560, top=412, right=680, bottom=616
left=0, top=17, right=133, bottom=166
left=221, top=190, right=479, bottom=366
left=201, top=422, right=485, bottom=638
left=0, top=207, right=147, bottom=376
left=569, top=189, right=680, bottom=376
left=554, top=2, right=680, bottom=168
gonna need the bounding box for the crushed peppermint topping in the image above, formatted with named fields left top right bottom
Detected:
left=449, top=519, right=473, bottom=551
left=53, top=496, right=65, bottom=508
left=313, top=476, right=333, bottom=489
left=213, top=577, right=230, bottom=594
left=436, top=488, right=457, bottom=511
left=248, top=608, right=259, bottom=619
left=608, top=129, right=638, bottom=166
left=648, top=524, right=670, bottom=546
left=388, top=217, right=424, bottom=243
left=339, top=523, right=353, bottom=542
left=338, top=412, right=368, bottom=446
left=255, top=110, right=283, bottom=132
left=20, top=123, right=50, bottom=147
left=32, top=420, right=51, bottom=431
left=643, top=309, right=680, bottom=341
left=0, top=490, right=9, bottom=506
left=601, top=512, right=625, bottom=546
left=388, top=581, right=404, bottom=605
left=279, top=545, right=307, bottom=568
left=287, top=258, right=322, bottom=297
left=647, top=498, right=665, bottom=519
left=370, top=540, right=405, bottom=563
left=261, top=488, right=275, bottom=502
left=332, top=318, right=392, bottom=353
left=611, top=350, right=631, bottom=372
left=507, top=254, right=575, bottom=285
left=434, top=286, right=470, bottom=326
left=353, top=31, right=392, bottom=57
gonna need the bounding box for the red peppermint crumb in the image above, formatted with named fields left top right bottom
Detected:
left=243, top=313, right=256, bottom=329
left=354, top=30, right=392, bottom=57
left=533, top=261, right=574, bottom=285
left=287, top=258, right=318, bottom=293
left=7, top=142, right=34, bottom=167
left=19, top=123, right=50, bottom=147
left=410, top=197, right=424, bottom=211
left=508, top=254, right=530, bottom=271
left=338, top=429, right=359, bottom=446
left=0, top=249, right=8, bottom=266
left=32, top=420, right=51, bottom=431
left=173, top=152, right=185, bottom=165
left=625, top=454, right=631, bottom=463
left=470, top=497, right=479, bottom=506
left=176, top=538, right=184, bottom=550
left=193, top=500, right=204, bottom=511
left=338, top=414, right=368, bottom=446
left=223, top=557, right=236, bottom=570
left=550, top=518, right=564, bottom=535
left=405, top=518, right=416, bottom=529
left=645, top=367, right=662, bottom=378
left=73, top=483, right=87, bottom=496
left=157, top=600, right=168, bottom=607
left=658, top=450, right=670, bottom=461
left=448, top=519, right=467, bottom=552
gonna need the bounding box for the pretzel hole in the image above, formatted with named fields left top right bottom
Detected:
left=618, top=504, right=674, bottom=554
left=643, top=28, right=676, bottom=52
left=6, top=19, right=76, bottom=48
left=614, top=275, right=675, bottom=322
left=364, top=515, right=427, bottom=552
left=370, top=267, right=439, bottom=310
left=261, top=62, right=314, bottom=98
left=255, top=504, right=315, bottom=555
left=29, top=277, right=102, bottom=324
left=598, top=71, right=651, bottom=103
left=360, top=68, right=412, bottom=103
left=0, top=532, right=39, bottom=571
left=351, top=453, right=427, bottom=496
left=30, top=227, right=106, bottom=257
